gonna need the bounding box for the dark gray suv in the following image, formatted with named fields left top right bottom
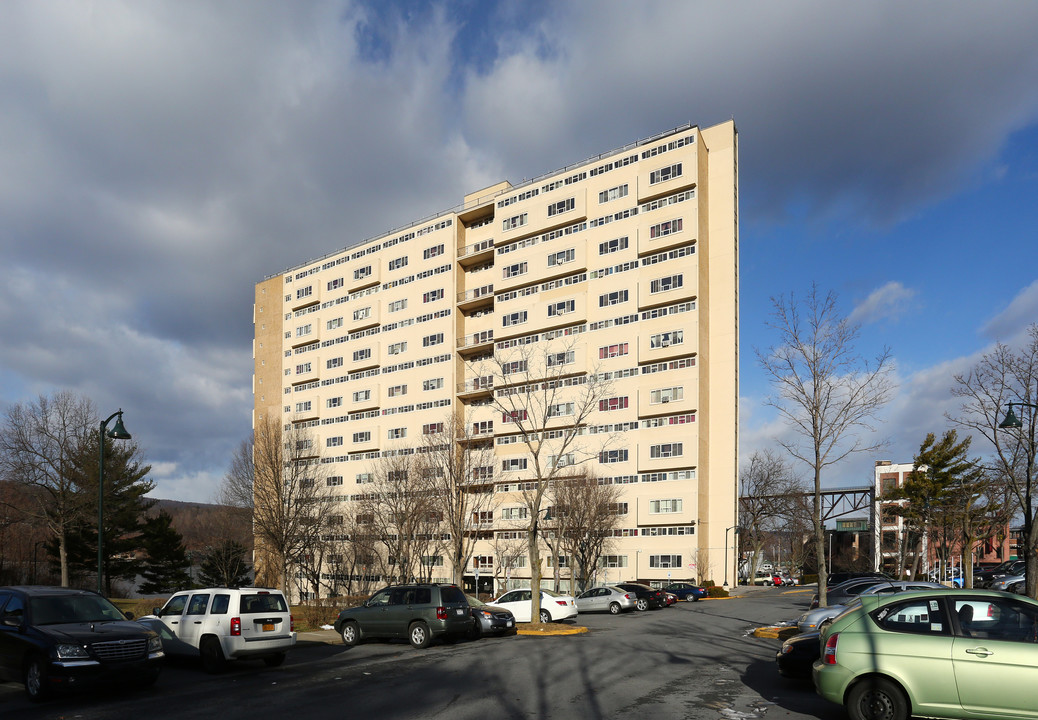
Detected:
left=334, top=584, right=470, bottom=648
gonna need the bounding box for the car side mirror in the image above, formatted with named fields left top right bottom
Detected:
left=123, top=611, right=135, bottom=620
left=153, top=607, right=163, bottom=617
left=1, top=617, right=20, bottom=628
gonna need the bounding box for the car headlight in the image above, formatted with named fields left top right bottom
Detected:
left=55, top=643, right=89, bottom=659
left=148, top=636, right=163, bottom=653
left=478, top=610, right=492, bottom=619
left=781, top=644, right=794, bottom=654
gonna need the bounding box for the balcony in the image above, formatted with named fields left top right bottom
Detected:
left=457, top=284, right=494, bottom=313
left=457, top=329, right=494, bottom=358
left=457, top=376, right=494, bottom=400
left=458, top=237, right=495, bottom=267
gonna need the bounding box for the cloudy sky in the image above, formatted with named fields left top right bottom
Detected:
left=2, top=0, right=1037, bottom=502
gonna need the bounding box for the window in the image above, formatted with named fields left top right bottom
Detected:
left=295, top=363, right=312, bottom=375
left=599, top=343, right=629, bottom=359
left=547, top=198, right=575, bottom=216
left=503, top=262, right=528, bottom=279
left=353, top=306, right=371, bottom=321
left=295, top=401, right=312, bottom=413
left=295, top=324, right=312, bottom=337
left=502, top=360, right=527, bottom=375
left=326, top=317, right=343, bottom=330
left=650, top=443, right=683, bottom=458
left=352, top=431, right=371, bottom=443
left=471, top=465, right=493, bottom=481
left=327, top=278, right=344, bottom=291
left=550, top=453, right=575, bottom=468
left=649, top=162, right=682, bottom=185
left=423, top=244, right=444, bottom=260
left=503, top=410, right=528, bottom=423
left=327, top=357, right=343, bottom=369
left=502, top=311, right=528, bottom=327
left=473, top=555, right=494, bottom=569
left=388, top=427, right=407, bottom=440
left=502, top=458, right=528, bottom=472
left=502, top=213, right=527, bottom=231
left=650, top=555, right=682, bottom=569
left=327, top=397, right=342, bottom=408
left=354, top=266, right=372, bottom=280
left=327, top=476, right=344, bottom=487
left=423, top=378, right=444, bottom=391
left=650, top=274, right=683, bottom=293
left=501, top=507, right=529, bottom=520
left=388, top=299, right=407, bottom=313
left=353, top=348, right=371, bottom=362
left=472, top=420, right=494, bottom=435
left=548, top=300, right=575, bottom=317
left=548, top=402, right=574, bottom=417
left=352, top=389, right=371, bottom=402
left=327, top=436, right=343, bottom=448
left=649, top=219, right=683, bottom=239
left=599, top=397, right=629, bottom=411
left=650, top=386, right=683, bottom=404
left=875, top=599, right=947, bottom=635
left=599, top=555, right=628, bottom=568
left=296, top=286, right=313, bottom=300
left=650, top=330, right=683, bottom=348
left=599, top=236, right=629, bottom=255
left=422, top=422, right=444, bottom=435
left=387, top=384, right=407, bottom=398
left=423, top=333, right=444, bottom=347
left=356, top=473, right=373, bottom=484
left=548, top=248, right=575, bottom=266
left=599, top=449, right=628, bottom=464
left=599, top=290, right=628, bottom=307
left=649, top=499, right=682, bottom=514
left=599, top=184, right=628, bottom=203
left=547, top=351, right=574, bottom=367
left=388, top=256, right=408, bottom=271
left=388, top=342, right=407, bottom=355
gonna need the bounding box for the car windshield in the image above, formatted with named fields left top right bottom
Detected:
left=542, top=589, right=565, bottom=598
left=466, top=594, right=487, bottom=608
left=239, top=593, right=288, bottom=614
left=30, top=595, right=126, bottom=625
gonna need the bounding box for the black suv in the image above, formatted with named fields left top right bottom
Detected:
left=334, top=584, right=471, bottom=648
left=615, top=582, right=667, bottom=611
left=0, top=586, right=164, bottom=701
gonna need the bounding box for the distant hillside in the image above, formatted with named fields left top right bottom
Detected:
left=147, top=498, right=252, bottom=553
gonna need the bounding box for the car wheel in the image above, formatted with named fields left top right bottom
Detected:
left=539, top=608, right=552, bottom=623
left=141, top=668, right=161, bottom=687
left=340, top=621, right=360, bottom=647
left=24, top=655, right=50, bottom=702
left=200, top=637, right=227, bottom=674
left=263, top=653, right=286, bottom=667
left=847, top=677, right=909, bottom=720
left=609, top=602, right=622, bottom=615
left=636, top=598, right=648, bottom=611
left=468, top=617, right=483, bottom=640
left=409, top=621, right=431, bottom=649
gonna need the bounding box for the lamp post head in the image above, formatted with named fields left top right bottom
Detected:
left=107, top=412, right=132, bottom=440
left=999, top=405, right=1023, bottom=429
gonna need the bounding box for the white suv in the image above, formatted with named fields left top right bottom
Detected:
left=146, top=587, right=296, bottom=673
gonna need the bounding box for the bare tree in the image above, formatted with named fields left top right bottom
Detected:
left=470, top=338, right=612, bottom=622
left=547, top=472, right=623, bottom=594
left=950, top=324, right=1038, bottom=598
left=487, top=529, right=527, bottom=596
left=223, top=416, right=327, bottom=595
left=0, top=391, right=96, bottom=586
left=756, top=285, right=894, bottom=604
left=739, top=450, right=800, bottom=578
left=419, top=412, right=497, bottom=585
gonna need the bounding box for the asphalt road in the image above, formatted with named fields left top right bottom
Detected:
left=1, top=586, right=847, bottom=720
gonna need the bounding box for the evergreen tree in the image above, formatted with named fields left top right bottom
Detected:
left=198, top=540, right=252, bottom=587
left=139, top=511, right=192, bottom=594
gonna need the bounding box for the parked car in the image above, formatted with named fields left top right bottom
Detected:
left=614, top=583, right=667, bottom=611
left=465, top=595, right=516, bottom=638
left=797, top=581, right=946, bottom=632
left=575, top=586, right=637, bottom=614
left=810, top=576, right=897, bottom=609
left=990, top=573, right=1025, bottom=592
left=334, top=584, right=471, bottom=648
left=491, top=588, right=578, bottom=623
left=752, top=571, right=775, bottom=586
left=778, top=572, right=799, bottom=586
left=824, top=571, right=890, bottom=587
left=663, top=592, right=678, bottom=606
left=146, top=587, right=295, bottom=672
left=775, top=630, right=820, bottom=680
left=0, top=586, right=164, bottom=701
left=663, top=582, right=708, bottom=602
left=973, top=559, right=1025, bottom=588
left=814, top=589, right=1038, bottom=720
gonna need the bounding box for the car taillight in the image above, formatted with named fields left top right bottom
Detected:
left=231, top=617, right=241, bottom=636
left=624, top=594, right=631, bottom=599
left=823, top=634, right=838, bottom=664
left=556, top=601, right=568, bottom=606
left=436, top=606, right=448, bottom=620
left=290, top=615, right=295, bottom=632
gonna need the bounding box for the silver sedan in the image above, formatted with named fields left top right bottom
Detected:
left=575, top=586, right=638, bottom=615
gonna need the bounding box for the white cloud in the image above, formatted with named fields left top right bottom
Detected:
left=848, top=282, right=917, bottom=326
left=982, top=279, right=1038, bottom=342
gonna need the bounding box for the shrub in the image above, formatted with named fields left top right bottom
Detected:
left=706, top=585, right=729, bottom=598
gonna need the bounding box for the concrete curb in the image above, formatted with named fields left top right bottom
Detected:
left=517, top=624, right=589, bottom=636
left=752, top=626, right=799, bottom=640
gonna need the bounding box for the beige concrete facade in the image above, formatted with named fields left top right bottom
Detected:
left=253, top=121, right=739, bottom=595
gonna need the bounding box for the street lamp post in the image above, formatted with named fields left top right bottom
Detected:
left=999, top=401, right=1037, bottom=596
left=724, top=525, right=740, bottom=587
left=97, top=409, right=131, bottom=596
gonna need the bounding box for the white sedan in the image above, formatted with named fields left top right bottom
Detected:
left=492, top=588, right=579, bottom=623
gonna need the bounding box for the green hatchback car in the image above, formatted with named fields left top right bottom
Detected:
left=333, top=584, right=471, bottom=649
left=814, top=588, right=1038, bottom=720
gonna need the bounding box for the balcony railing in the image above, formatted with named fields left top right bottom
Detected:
left=457, top=284, right=494, bottom=303
left=459, top=237, right=494, bottom=259
left=458, top=330, right=494, bottom=349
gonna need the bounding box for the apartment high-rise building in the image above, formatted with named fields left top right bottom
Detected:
left=254, top=121, right=738, bottom=597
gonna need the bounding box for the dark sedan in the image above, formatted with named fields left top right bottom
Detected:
left=0, top=586, right=164, bottom=701
left=663, top=582, right=708, bottom=602
left=614, top=583, right=667, bottom=611
left=775, top=630, right=819, bottom=680
left=465, top=595, right=516, bottom=638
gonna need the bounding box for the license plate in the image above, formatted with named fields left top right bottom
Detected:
left=507, top=620, right=513, bottom=627
left=456, top=608, right=464, bottom=615
left=263, top=623, right=275, bottom=631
